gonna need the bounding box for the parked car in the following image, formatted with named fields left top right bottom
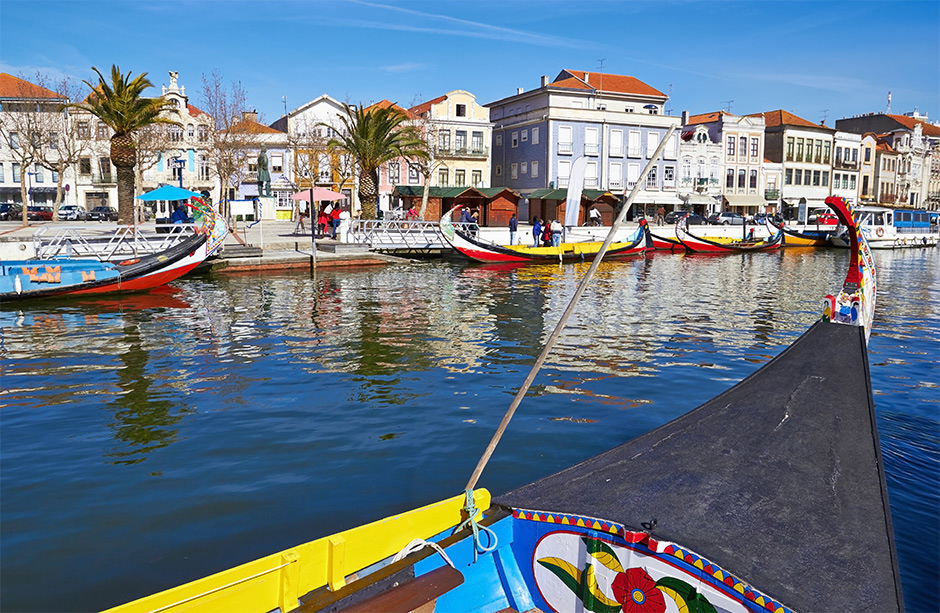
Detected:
left=88, top=206, right=118, bottom=221
left=685, top=213, right=708, bottom=225
left=27, top=205, right=54, bottom=221
left=807, top=212, right=838, bottom=226
left=753, top=213, right=783, bottom=225
left=707, top=211, right=746, bottom=225
left=664, top=210, right=689, bottom=224
left=0, top=203, right=23, bottom=221
left=58, top=204, right=88, bottom=221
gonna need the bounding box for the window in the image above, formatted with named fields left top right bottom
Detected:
left=738, top=136, right=746, bottom=159
left=169, top=125, right=182, bottom=142
left=495, top=165, right=502, bottom=177
left=794, top=169, right=803, bottom=185
left=558, top=126, right=572, bottom=154
left=646, top=131, right=659, bottom=158
left=388, top=161, right=400, bottom=185
left=815, top=141, right=822, bottom=164
left=796, top=138, right=804, bottom=161
left=198, top=125, right=208, bottom=142
left=532, top=127, right=539, bottom=145
left=850, top=175, right=856, bottom=190
left=521, top=129, right=528, bottom=143
left=471, top=131, right=483, bottom=151
left=726, top=168, right=734, bottom=188
left=727, top=136, right=735, bottom=157
left=199, top=155, right=210, bottom=181
left=34, top=163, right=44, bottom=183
left=318, top=154, right=330, bottom=181
left=77, top=121, right=90, bottom=138
left=511, top=132, right=518, bottom=148
left=627, top=163, right=640, bottom=187
left=610, top=129, right=623, bottom=156
left=408, top=164, right=419, bottom=184
left=737, top=168, right=745, bottom=189
left=13, top=163, right=20, bottom=182
left=665, top=132, right=678, bottom=159
left=609, top=162, right=622, bottom=188
left=557, top=160, right=570, bottom=186
left=510, top=163, right=518, bottom=179
left=49, top=132, right=58, bottom=149
left=628, top=131, right=641, bottom=157
left=455, top=130, right=467, bottom=151
left=9, top=132, right=18, bottom=149
left=585, top=161, right=598, bottom=187
left=471, top=170, right=482, bottom=186
left=646, top=165, right=658, bottom=189
left=271, top=154, right=283, bottom=173
left=495, top=133, right=502, bottom=147
left=79, top=157, right=91, bottom=175
left=455, top=169, right=466, bottom=186
left=821, top=171, right=828, bottom=187
left=785, top=168, right=793, bottom=185
left=836, top=146, right=843, bottom=163
left=823, top=142, right=831, bottom=164
left=531, top=161, right=538, bottom=178
left=521, top=162, right=527, bottom=174
left=0, top=163, right=4, bottom=182
left=664, top=166, right=675, bottom=186
left=97, top=122, right=109, bottom=140
left=786, top=137, right=794, bottom=161
left=750, top=137, right=759, bottom=158
left=749, top=169, right=757, bottom=189
left=681, top=157, right=691, bottom=179
left=585, top=127, right=599, bottom=156
left=438, top=168, right=449, bottom=186
left=456, top=104, right=466, bottom=117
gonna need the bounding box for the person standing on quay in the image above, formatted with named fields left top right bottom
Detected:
left=550, top=218, right=563, bottom=247
left=509, top=213, right=518, bottom=245
left=330, top=204, right=341, bottom=239
left=532, top=217, right=542, bottom=247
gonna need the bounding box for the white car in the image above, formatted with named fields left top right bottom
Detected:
left=58, top=205, right=88, bottom=221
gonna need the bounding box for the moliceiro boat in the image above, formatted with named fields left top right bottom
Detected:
left=104, top=195, right=900, bottom=613
left=439, top=205, right=649, bottom=263
left=1, top=197, right=225, bottom=303
left=829, top=205, right=939, bottom=249
left=674, top=221, right=783, bottom=254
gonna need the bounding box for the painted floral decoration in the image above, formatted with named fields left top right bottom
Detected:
left=538, top=536, right=716, bottom=613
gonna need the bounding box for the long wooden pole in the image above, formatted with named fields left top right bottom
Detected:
left=464, top=125, right=677, bottom=491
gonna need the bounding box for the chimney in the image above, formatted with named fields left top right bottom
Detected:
left=517, top=87, right=524, bottom=95
left=584, top=72, right=589, bottom=83
left=541, top=75, right=549, bottom=87
left=242, top=110, right=258, bottom=123
left=681, top=110, right=689, bottom=125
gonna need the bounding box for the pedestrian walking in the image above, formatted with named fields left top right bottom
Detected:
left=508, top=213, right=518, bottom=245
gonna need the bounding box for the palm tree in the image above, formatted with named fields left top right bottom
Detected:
left=72, top=66, right=177, bottom=224
left=328, top=103, right=427, bottom=220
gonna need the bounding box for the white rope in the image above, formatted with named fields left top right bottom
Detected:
left=392, top=538, right=455, bottom=568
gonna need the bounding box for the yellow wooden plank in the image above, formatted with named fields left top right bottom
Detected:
left=103, top=489, right=490, bottom=613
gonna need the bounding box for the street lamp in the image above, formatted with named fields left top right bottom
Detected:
left=171, top=157, right=186, bottom=188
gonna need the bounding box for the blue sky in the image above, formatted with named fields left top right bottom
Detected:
left=2, top=0, right=937, bottom=126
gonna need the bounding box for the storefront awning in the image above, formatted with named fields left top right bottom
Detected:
left=723, top=194, right=767, bottom=207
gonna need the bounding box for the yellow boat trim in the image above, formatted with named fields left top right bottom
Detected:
left=103, top=489, right=491, bottom=613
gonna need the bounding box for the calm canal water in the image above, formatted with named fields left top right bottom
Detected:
left=1, top=247, right=937, bottom=612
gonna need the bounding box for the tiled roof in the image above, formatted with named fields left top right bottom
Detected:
left=187, top=103, right=208, bottom=118
left=0, top=73, right=64, bottom=99
left=552, top=70, right=666, bottom=97
left=752, top=109, right=828, bottom=130
left=686, top=111, right=725, bottom=125
left=887, top=114, right=940, bottom=137
left=229, top=118, right=284, bottom=134
left=364, top=99, right=414, bottom=118
left=408, top=94, right=447, bottom=116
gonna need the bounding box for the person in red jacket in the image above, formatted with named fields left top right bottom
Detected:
left=330, top=205, right=341, bottom=239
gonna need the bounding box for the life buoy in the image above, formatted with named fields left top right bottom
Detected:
left=875, top=227, right=884, bottom=237
left=118, top=258, right=140, bottom=266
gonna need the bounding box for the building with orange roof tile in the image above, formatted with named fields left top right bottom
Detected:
left=226, top=110, right=292, bottom=215
left=486, top=69, right=680, bottom=223
left=836, top=112, right=939, bottom=209
left=402, top=90, right=492, bottom=218
left=750, top=110, right=835, bottom=220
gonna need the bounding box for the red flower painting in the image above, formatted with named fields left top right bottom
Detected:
left=612, top=568, right=666, bottom=613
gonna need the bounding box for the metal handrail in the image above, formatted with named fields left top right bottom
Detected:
left=32, top=224, right=199, bottom=261
left=349, top=219, right=478, bottom=249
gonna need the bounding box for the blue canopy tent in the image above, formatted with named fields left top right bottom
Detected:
left=137, top=185, right=205, bottom=230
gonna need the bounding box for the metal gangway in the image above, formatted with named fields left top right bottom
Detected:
left=32, top=223, right=200, bottom=261
left=349, top=219, right=464, bottom=252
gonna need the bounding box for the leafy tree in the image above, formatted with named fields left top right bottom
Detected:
left=328, top=102, right=427, bottom=220
left=70, top=65, right=177, bottom=224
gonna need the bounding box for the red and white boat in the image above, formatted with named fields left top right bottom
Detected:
left=439, top=206, right=650, bottom=263
left=675, top=221, right=783, bottom=254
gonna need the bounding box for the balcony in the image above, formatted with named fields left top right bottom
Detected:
left=89, top=174, right=115, bottom=185
left=437, top=146, right=489, bottom=159
left=584, top=144, right=599, bottom=156
left=558, top=143, right=573, bottom=155
left=765, top=189, right=780, bottom=200
left=881, top=194, right=898, bottom=204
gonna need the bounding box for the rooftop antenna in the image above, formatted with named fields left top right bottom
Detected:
left=886, top=91, right=892, bottom=115
left=597, top=58, right=606, bottom=71
left=722, top=100, right=734, bottom=113
left=820, top=109, right=829, bottom=124
left=282, top=96, right=287, bottom=116
left=665, top=82, right=674, bottom=116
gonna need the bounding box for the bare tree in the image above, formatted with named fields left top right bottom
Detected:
left=132, top=123, right=173, bottom=207
left=200, top=70, right=253, bottom=220
left=31, top=74, right=91, bottom=221
left=289, top=116, right=330, bottom=219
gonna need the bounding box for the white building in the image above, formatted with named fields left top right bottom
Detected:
left=831, top=131, right=861, bottom=204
